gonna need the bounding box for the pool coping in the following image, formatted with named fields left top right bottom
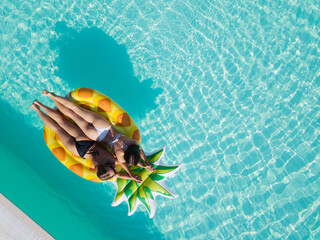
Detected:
left=0, top=193, right=54, bottom=240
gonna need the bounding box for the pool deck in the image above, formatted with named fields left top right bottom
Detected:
left=0, top=193, right=54, bottom=240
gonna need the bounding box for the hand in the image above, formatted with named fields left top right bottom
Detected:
left=146, top=165, right=155, bottom=172
left=131, top=174, right=142, bottom=184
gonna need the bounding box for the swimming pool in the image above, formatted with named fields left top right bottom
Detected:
left=1, top=0, right=320, bottom=239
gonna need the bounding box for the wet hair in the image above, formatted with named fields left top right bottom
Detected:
left=124, top=145, right=141, bottom=166
left=96, top=164, right=116, bottom=181
left=87, top=146, right=99, bottom=158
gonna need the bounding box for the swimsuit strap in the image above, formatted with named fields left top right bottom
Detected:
left=122, top=141, right=128, bottom=151
left=112, top=133, right=124, bottom=143
left=109, top=133, right=125, bottom=150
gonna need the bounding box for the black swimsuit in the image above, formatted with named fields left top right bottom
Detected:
left=75, top=140, right=97, bottom=159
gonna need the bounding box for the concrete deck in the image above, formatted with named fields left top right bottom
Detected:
left=0, top=194, right=54, bottom=240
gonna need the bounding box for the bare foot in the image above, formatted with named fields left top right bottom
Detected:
left=42, top=89, right=50, bottom=96
left=30, top=102, right=38, bottom=110
left=33, top=100, right=40, bottom=106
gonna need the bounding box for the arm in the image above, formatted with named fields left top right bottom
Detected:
left=139, top=147, right=149, bottom=165
left=115, top=172, right=134, bottom=180
left=137, top=161, right=146, bottom=168
left=139, top=147, right=155, bottom=172
left=115, top=171, right=142, bottom=184
left=118, top=156, right=143, bottom=183
left=119, top=161, right=134, bottom=177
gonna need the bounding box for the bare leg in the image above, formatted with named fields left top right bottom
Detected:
left=33, top=100, right=90, bottom=141
left=50, top=99, right=100, bottom=141
left=30, top=103, right=79, bottom=157
left=42, top=90, right=111, bottom=129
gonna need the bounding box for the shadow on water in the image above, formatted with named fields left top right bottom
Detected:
left=50, top=21, right=162, bottom=121
left=0, top=100, right=164, bottom=239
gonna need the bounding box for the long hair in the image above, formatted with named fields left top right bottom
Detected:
left=96, top=164, right=116, bottom=181
left=124, top=145, right=141, bottom=166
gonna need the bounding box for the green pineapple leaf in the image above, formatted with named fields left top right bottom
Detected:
left=111, top=147, right=181, bottom=218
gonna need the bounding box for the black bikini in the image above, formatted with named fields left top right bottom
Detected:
left=75, top=140, right=97, bottom=159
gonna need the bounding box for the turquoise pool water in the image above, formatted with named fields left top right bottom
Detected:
left=1, top=0, right=320, bottom=239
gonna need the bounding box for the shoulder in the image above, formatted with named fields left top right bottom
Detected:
left=123, top=135, right=137, bottom=144
left=115, top=151, right=125, bottom=161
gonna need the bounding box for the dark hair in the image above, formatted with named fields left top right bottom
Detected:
left=124, top=145, right=141, bottom=166
left=96, top=164, right=116, bottom=181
